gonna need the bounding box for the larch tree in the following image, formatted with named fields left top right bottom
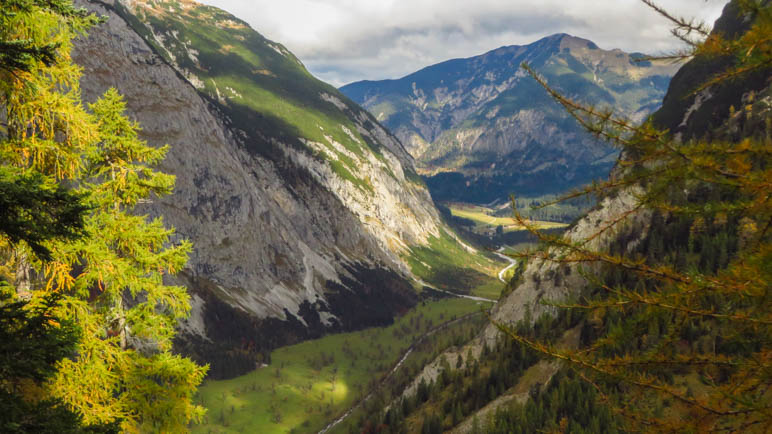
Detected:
left=0, top=0, right=206, bottom=432
left=0, top=288, right=120, bottom=433
left=495, top=0, right=771, bottom=432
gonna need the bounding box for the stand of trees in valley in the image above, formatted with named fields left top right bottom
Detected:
left=348, top=310, right=610, bottom=433
left=435, top=203, right=566, bottom=249
left=497, top=195, right=595, bottom=224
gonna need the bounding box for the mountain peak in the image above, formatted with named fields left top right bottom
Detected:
left=537, top=33, right=599, bottom=51
left=545, top=32, right=573, bottom=41
left=340, top=35, right=680, bottom=203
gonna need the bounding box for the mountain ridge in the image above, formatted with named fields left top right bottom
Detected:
left=341, top=33, right=679, bottom=203
left=343, top=33, right=599, bottom=92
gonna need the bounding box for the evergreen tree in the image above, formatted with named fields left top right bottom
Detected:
left=0, top=0, right=206, bottom=431
left=0, top=284, right=118, bottom=433
left=0, top=0, right=95, bottom=258
left=0, top=0, right=101, bottom=73
left=0, top=167, right=88, bottom=260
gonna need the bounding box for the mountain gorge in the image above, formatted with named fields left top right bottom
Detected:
left=73, top=0, right=497, bottom=378
left=341, top=35, right=680, bottom=203
left=342, top=2, right=772, bottom=431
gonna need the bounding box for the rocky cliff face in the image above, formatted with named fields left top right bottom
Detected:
left=73, top=0, right=457, bottom=378
left=341, top=35, right=679, bottom=203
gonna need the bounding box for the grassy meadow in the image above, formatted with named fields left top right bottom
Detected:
left=193, top=297, right=492, bottom=433
left=448, top=203, right=568, bottom=234
left=404, top=228, right=506, bottom=299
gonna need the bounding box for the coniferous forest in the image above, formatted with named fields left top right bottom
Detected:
left=1, top=0, right=770, bottom=433
left=1, top=2, right=205, bottom=431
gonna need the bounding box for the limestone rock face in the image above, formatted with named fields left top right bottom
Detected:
left=482, top=188, right=651, bottom=343
left=73, top=0, right=445, bottom=377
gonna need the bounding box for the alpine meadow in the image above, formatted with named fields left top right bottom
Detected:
left=0, top=0, right=769, bottom=433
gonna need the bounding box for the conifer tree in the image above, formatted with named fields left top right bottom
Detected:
left=495, top=0, right=772, bottom=431
left=0, top=0, right=96, bottom=258
left=0, top=286, right=119, bottom=433
left=0, top=167, right=88, bottom=260
left=0, top=0, right=206, bottom=431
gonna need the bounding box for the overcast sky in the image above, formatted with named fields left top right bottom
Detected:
left=198, top=0, right=727, bottom=87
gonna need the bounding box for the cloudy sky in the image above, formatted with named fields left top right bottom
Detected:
left=199, top=0, right=727, bottom=87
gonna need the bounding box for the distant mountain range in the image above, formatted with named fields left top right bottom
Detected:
left=341, top=34, right=680, bottom=204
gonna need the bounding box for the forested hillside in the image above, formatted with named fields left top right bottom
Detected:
left=350, top=1, right=772, bottom=432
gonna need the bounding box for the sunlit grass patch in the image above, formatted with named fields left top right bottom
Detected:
left=449, top=203, right=568, bottom=232
left=404, top=228, right=506, bottom=299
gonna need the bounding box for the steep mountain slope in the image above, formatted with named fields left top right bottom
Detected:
left=341, top=35, right=679, bottom=203
left=73, top=0, right=495, bottom=378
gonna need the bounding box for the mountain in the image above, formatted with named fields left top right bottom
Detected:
left=73, top=0, right=496, bottom=378
left=340, top=34, right=680, bottom=204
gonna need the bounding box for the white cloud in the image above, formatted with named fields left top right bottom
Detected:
left=198, top=0, right=727, bottom=86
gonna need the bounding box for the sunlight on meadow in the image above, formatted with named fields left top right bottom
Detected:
left=193, top=297, right=490, bottom=433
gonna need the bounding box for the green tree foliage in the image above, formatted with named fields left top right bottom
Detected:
left=0, top=0, right=100, bottom=73
left=495, top=0, right=772, bottom=431
left=46, top=89, right=205, bottom=432
left=486, top=370, right=619, bottom=434
left=0, top=285, right=118, bottom=433
left=0, top=289, right=78, bottom=394
left=0, top=0, right=95, bottom=258
left=0, top=0, right=206, bottom=431
left=0, top=167, right=88, bottom=260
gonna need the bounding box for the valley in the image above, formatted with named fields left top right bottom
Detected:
left=188, top=226, right=554, bottom=433
left=3, top=0, right=767, bottom=433
left=192, top=297, right=493, bottom=433
left=72, top=0, right=509, bottom=382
